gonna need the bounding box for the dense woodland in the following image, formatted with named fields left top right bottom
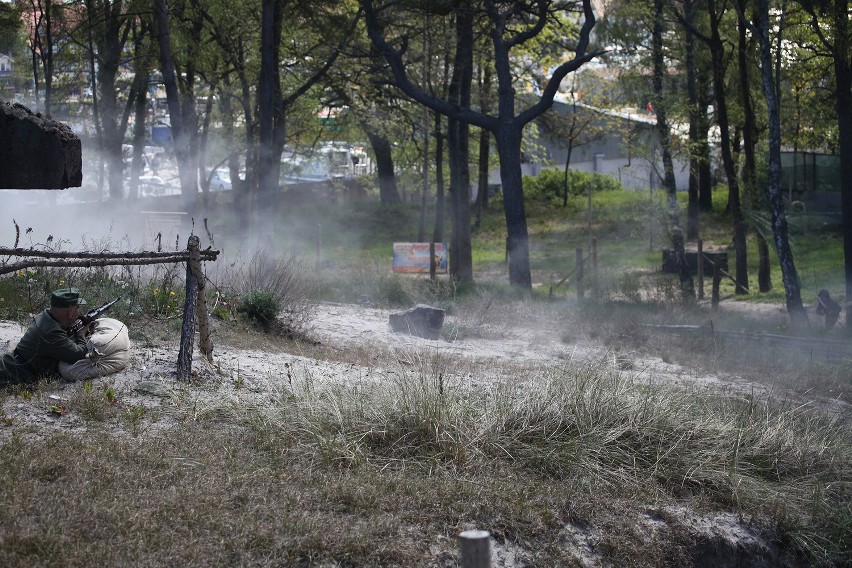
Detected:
left=0, top=0, right=850, bottom=326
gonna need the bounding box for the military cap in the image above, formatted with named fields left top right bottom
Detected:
left=50, top=287, right=87, bottom=308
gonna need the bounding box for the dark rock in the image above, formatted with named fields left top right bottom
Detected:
left=389, top=304, right=444, bottom=340
left=0, top=100, right=82, bottom=189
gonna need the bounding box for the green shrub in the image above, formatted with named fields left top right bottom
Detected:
left=238, top=290, right=281, bottom=329
left=522, top=168, right=623, bottom=205
left=209, top=251, right=317, bottom=337
left=378, top=273, right=410, bottom=307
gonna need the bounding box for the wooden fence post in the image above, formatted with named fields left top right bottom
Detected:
left=576, top=247, right=584, bottom=300
left=697, top=239, right=704, bottom=300
left=177, top=236, right=199, bottom=379
left=459, top=530, right=491, bottom=568
left=711, top=259, right=721, bottom=311
left=429, top=241, right=436, bottom=280
left=188, top=236, right=213, bottom=363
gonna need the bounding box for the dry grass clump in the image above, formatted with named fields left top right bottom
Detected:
left=0, top=352, right=849, bottom=565
left=211, top=249, right=317, bottom=337
left=2, top=278, right=850, bottom=566
left=218, top=355, right=850, bottom=564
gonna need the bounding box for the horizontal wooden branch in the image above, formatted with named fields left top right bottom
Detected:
left=0, top=247, right=219, bottom=261
left=0, top=255, right=214, bottom=276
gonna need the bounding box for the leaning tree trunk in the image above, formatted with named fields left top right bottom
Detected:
left=708, top=0, right=749, bottom=294
left=685, top=0, right=700, bottom=239
left=654, top=0, right=694, bottom=298
left=757, top=0, right=807, bottom=324
left=737, top=0, right=772, bottom=292
left=833, top=0, right=852, bottom=332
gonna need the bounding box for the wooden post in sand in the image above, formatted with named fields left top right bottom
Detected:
left=189, top=236, right=212, bottom=363
left=460, top=530, right=491, bottom=568
left=178, top=235, right=213, bottom=378
left=177, top=238, right=198, bottom=379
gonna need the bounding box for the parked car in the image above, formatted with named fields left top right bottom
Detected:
left=138, top=175, right=167, bottom=197
left=209, top=169, right=232, bottom=192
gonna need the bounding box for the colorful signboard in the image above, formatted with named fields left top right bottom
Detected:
left=392, top=242, right=448, bottom=274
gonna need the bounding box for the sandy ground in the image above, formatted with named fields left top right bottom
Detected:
left=2, top=300, right=835, bottom=437
left=0, top=301, right=845, bottom=566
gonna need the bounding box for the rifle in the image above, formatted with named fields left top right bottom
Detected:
left=71, top=298, right=120, bottom=333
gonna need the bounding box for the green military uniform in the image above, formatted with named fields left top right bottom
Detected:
left=0, top=289, right=89, bottom=387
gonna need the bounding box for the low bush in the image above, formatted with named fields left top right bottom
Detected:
left=238, top=290, right=281, bottom=330
left=212, top=250, right=316, bottom=337
left=521, top=167, right=623, bottom=206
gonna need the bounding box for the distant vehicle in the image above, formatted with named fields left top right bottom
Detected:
left=137, top=175, right=166, bottom=197
left=209, top=169, right=232, bottom=192
left=280, top=143, right=370, bottom=183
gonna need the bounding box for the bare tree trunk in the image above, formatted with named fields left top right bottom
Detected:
left=697, top=72, right=714, bottom=212
left=128, top=18, right=152, bottom=202
left=737, top=0, right=772, bottom=292
left=447, top=9, right=473, bottom=283
left=257, top=0, right=281, bottom=242
left=495, top=127, right=531, bottom=288
left=757, top=0, right=807, bottom=324
left=654, top=0, right=694, bottom=299
left=562, top=141, right=574, bottom=207
left=433, top=111, right=446, bottom=244
left=154, top=0, right=198, bottom=212
left=708, top=0, right=749, bottom=294
left=197, top=90, right=216, bottom=204
left=237, top=40, right=256, bottom=233
left=832, top=0, right=852, bottom=331
left=127, top=77, right=148, bottom=199
left=84, top=0, right=132, bottom=201
left=476, top=126, right=490, bottom=228
left=41, top=0, right=54, bottom=117
left=685, top=0, right=700, bottom=239
left=365, top=128, right=401, bottom=205
left=475, top=60, right=492, bottom=228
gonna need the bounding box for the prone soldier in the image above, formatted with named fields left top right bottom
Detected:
left=0, top=288, right=92, bottom=387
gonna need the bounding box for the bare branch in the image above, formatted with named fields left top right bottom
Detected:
left=519, top=0, right=605, bottom=124
left=0, top=248, right=219, bottom=261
